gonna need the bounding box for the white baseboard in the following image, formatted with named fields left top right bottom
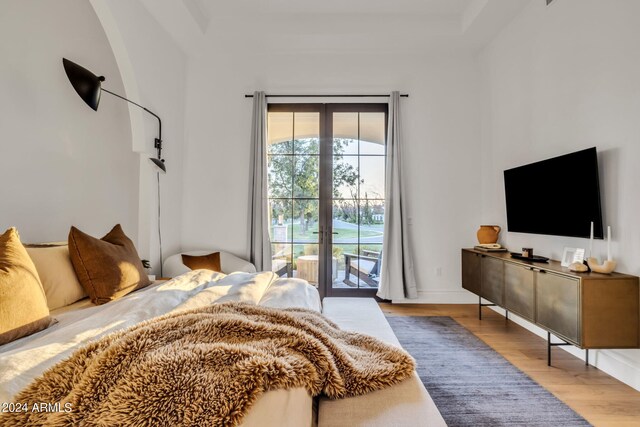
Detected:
left=488, top=306, right=640, bottom=392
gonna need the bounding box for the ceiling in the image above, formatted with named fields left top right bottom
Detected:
left=141, top=0, right=531, bottom=57
left=193, top=0, right=473, bottom=18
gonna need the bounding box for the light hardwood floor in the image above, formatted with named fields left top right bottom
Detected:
left=379, top=303, right=640, bottom=427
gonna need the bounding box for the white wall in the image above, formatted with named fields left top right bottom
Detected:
left=182, top=49, right=483, bottom=302
left=0, top=0, right=138, bottom=243
left=0, top=0, right=187, bottom=275
left=480, top=0, right=640, bottom=391
left=90, top=0, right=188, bottom=274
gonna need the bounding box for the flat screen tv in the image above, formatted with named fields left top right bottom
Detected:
left=503, top=147, right=604, bottom=239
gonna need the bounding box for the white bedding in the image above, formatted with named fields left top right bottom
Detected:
left=0, top=270, right=321, bottom=427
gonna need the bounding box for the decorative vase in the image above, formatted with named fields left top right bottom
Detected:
left=477, top=225, right=501, bottom=244
left=586, top=257, right=617, bottom=274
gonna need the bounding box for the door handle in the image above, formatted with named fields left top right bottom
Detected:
left=312, top=230, right=323, bottom=244
left=311, top=230, right=337, bottom=244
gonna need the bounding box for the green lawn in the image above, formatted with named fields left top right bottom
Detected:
left=286, top=223, right=382, bottom=239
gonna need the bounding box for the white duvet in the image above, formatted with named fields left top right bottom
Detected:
left=0, top=270, right=321, bottom=426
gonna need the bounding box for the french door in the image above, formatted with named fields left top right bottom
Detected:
left=267, top=103, right=387, bottom=298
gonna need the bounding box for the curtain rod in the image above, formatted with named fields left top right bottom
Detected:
left=244, top=94, right=409, bottom=98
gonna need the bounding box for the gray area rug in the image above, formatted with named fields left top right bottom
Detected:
left=386, top=316, right=591, bottom=427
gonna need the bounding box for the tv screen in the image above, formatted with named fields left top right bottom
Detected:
left=504, top=147, right=604, bottom=239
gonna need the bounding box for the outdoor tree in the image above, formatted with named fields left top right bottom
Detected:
left=268, top=138, right=359, bottom=233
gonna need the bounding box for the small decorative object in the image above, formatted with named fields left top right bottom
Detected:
left=587, top=225, right=616, bottom=273
left=587, top=258, right=616, bottom=274
left=477, top=225, right=501, bottom=244
left=522, top=247, right=533, bottom=258
left=561, top=247, right=585, bottom=267
left=510, top=252, right=549, bottom=262
left=474, top=244, right=507, bottom=252
left=568, top=262, right=588, bottom=272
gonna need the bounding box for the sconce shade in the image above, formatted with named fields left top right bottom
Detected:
left=149, top=157, right=167, bottom=174
left=62, top=58, right=103, bottom=111
left=63, top=57, right=166, bottom=174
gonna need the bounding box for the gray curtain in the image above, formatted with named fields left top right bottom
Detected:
left=248, top=91, right=272, bottom=271
left=377, top=91, right=418, bottom=300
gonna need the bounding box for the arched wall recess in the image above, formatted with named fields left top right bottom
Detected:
left=88, top=0, right=146, bottom=153
left=87, top=0, right=156, bottom=266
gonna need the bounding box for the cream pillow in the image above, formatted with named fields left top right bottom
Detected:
left=26, top=245, right=87, bottom=310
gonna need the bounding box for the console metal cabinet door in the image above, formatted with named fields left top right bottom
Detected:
left=481, top=256, right=504, bottom=305
left=536, top=272, right=580, bottom=345
left=581, top=279, right=640, bottom=348
left=504, top=262, right=535, bottom=321
left=461, top=250, right=481, bottom=295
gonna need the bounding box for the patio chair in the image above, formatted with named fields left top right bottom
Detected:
left=343, top=249, right=381, bottom=287
left=272, top=257, right=292, bottom=277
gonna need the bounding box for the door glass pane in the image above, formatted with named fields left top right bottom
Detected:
left=333, top=243, right=357, bottom=287
left=271, top=243, right=292, bottom=277
left=294, top=244, right=319, bottom=285
left=268, top=155, right=293, bottom=198
left=333, top=155, right=358, bottom=199
left=292, top=199, right=318, bottom=242
left=359, top=156, right=385, bottom=199
left=359, top=200, right=384, bottom=245
left=294, top=155, right=319, bottom=198
left=332, top=200, right=358, bottom=244
left=333, top=113, right=358, bottom=154
left=355, top=244, right=383, bottom=288
left=269, top=199, right=292, bottom=243
left=359, top=112, right=386, bottom=155
left=268, top=112, right=293, bottom=154
left=294, top=112, right=319, bottom=154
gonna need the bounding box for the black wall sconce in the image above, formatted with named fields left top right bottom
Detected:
left=62, top=58, right=166, bottom=173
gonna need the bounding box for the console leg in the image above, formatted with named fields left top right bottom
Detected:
left=505, top=309, right=509, bottom=323
left=547, top=332, right=551, bottom=366
left=478, top=296, right=482, bottom=320
left=547, top=333, right=572, bottom=367
left=585, top=349, right=589, bottom=367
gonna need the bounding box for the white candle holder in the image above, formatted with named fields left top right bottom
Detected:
left=587, top=257, right=617, bottom=274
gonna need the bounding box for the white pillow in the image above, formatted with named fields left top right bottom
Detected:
left=26, top=245, right=87, bottom=310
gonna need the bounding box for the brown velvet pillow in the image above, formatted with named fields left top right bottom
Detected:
left=182, top=252, right=222, bottom=272
left=0, top=228, right=54, bottom=345
left=68, top=224, right=151, bottom=305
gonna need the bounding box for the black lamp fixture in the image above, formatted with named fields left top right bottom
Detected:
left=62, top=58, right=166, bottom=173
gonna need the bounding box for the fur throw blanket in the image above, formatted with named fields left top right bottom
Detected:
left=1, top=302, right=415, bottom=427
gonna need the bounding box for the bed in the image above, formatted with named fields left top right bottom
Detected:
left=2, top=245, right=446, bottom=427
left=0, top=270, right=321, bottom=427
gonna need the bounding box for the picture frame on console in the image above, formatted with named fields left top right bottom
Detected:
left=561, top=247, right=585, bottom=267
